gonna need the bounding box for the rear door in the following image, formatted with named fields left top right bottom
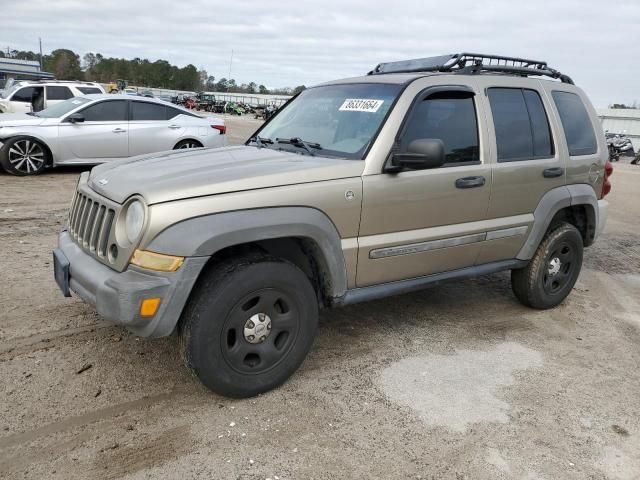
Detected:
left=45, top=85, right=74, bottom=109
left=128, top=101, right=183, bottom=156
left=58, top=99, right=129, bottom=161
left=474, top=77, right=564, bottom=264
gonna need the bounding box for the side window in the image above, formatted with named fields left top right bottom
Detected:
left=11, top=87, right=36, bottom=102
left=131, top=101, right=167, bottom=121
left=401, top=91, right=480, bottom=164
left=47, top=86, right=74, bottom=100
left=487, top=88, right=553, bottom=161
left=77, top=87, right=102, bottom=95
left=78, top=100, right=128, bottom=122
left=166, top=107, right=185, bottom=120
left=552, top=91, right=597, bottom=156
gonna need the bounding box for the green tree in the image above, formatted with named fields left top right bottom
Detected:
left=292, top=85, right=306, bottom=94
left=43, top=49, right=83, bottom=80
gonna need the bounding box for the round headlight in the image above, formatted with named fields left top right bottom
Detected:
left=125, top=200, right=145, bottom=244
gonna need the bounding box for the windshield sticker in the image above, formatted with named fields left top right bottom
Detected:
left=339, top=98, right=384, bottom=113
left=71, top=99, right=83, bottom=104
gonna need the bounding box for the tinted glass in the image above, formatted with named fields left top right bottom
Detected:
left=131, top=101, right=167, bottom=121
left=488, top=88, right=553, bottom=161
left=12, top=87, right=37, bottom=102
left=552, top=91, right=597, bottom=156
left=402, top=92, right=479, bottom=164
left=77, top=87, right=102, bottom=94
left=523, top=90, right=553, bottom=157
left=166, top=107, right=186, bottom=119
left=79, top=100, right=127, bottom=121
left=47, top=86, right=74, bottom=100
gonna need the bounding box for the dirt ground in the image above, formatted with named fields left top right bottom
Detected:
left=0, top=115, right=639, bottom=480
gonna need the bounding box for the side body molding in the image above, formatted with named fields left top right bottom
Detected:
left=517, top=184, right=598, bottom=260
left=146, top=207, right=349, bottom=298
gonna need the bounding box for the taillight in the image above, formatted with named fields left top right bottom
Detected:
left=602, top=160, right=613, bottom=198
left=211, top=125, right=226, bottom=135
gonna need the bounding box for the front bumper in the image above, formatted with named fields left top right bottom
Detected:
left=54, top=230, right=208, bottom=337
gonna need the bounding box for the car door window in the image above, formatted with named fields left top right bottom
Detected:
left=131, top=101, right=167, bottom=121
left=78, top=100, right=128, bottom=122
left=47, top=86, right=74, bottom=100
left=76, top=87, right=102, bottom=94
left=551, top=91, right=597, bottom=156
left=401, top=91, right=480, bottom=165
left=487, top=88, right=553, bottom=161
left=11, top=87, right=37, bottom=102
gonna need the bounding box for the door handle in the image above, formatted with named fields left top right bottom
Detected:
left=543, top=167, right=564, bottom=178
left=455, top=176, right=486, bottom=189
left=112, top=128, right=127, bottom=133
left=168, top=124, right=181, bottom=129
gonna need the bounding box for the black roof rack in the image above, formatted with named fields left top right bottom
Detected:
left=368, top=52, right=574, bottom=84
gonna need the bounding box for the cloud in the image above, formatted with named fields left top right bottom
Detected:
left=2, top=0, right=638, bottom=106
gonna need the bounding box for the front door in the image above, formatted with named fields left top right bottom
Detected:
left=9, top=86, right=44, bottom=113
left=357, top=86, right=492, bottom=287
left=58, top=99, right=129, bottom=161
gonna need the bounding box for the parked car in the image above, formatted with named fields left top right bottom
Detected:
left=0, top=80, right=105, bottom=114
left=0, top=95, right=226, bottom=175
left=53, top=53, right=610, bottom=398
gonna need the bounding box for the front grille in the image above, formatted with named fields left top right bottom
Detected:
left=68, top=189, right=117, bottom=259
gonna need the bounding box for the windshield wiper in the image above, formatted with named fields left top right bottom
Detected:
left=276, top=137, right=321, bottom=156
left=249, top=136, right=274, bottom=148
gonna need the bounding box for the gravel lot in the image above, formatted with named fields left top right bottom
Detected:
left=1, top=115, right=639, bottom=479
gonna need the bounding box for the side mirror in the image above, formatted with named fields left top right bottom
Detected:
left=67, top=113, right=85, bottom=124
left=385, top=139, right=446, bottom=173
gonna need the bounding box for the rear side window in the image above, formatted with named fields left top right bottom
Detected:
left=131, top=101, right=166, bottom=121
left=401, top=91, right=480, bottom=164
left=79, top=100, right=128, bottom=122
left=552, top=91, right=597, bottom=156
left=166, top=107, right=187, bottom=119
left=47, top=86, right=74, bottom=100
left=487, top=88, right=553, bottom=161
left=77, top=87, right=102, bottom=95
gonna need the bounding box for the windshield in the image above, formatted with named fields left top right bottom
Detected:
left=0, top=84, right=22, bottom=99
left=36, top=97, right=92, bottom=118
left=256, top=83, right=402, bottom=159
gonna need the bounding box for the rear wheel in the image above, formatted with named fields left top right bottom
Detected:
left=174, top=139, right=203, bottom=150
left=0, top=137, right=49, bottom=176
left=179, top=254, right=318, bottom=398
left=511, top=223, right=583, bottom=309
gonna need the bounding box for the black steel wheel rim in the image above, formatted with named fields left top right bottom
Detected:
left=543, top=241, right=576, bottom=295
left=8, top=139, right=45, bottom=174
left=220, top=288, right=300, bottom=375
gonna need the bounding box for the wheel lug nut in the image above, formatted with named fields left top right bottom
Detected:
left=248, top=335, right=255, bottom=341
left=259, top=313, right=265, bottom=322
left=267, top=324, right=271, bottom=330
left=247, top=320, right=255, bottom=329
left=260, top=336, right=266, bottom=342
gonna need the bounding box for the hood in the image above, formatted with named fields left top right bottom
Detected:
left=89, top=145, right=365, bottom=204
left=0, top=113, right=46, bottom=128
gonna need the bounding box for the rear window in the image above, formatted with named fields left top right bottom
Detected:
left=131, top=101, right=166, bottom=121
left=552, top=91, right=597, bottom=156
left=77, top=87, right=103, bottom=95
left=487, top=88, right=553, bottom=161
left=47, top=86, right=74, bottom=100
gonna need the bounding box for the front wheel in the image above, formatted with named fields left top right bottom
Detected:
left=179, top=255, right=319, bottom=398
left=0, top=137, right=49, bottom=176
left=511, top=223, right=583, bottom=309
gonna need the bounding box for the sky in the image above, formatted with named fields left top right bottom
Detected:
left=2, top=0, right=639, bottom=107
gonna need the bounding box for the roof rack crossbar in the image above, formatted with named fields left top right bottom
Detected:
left=368, top=52, right=574, bottom=84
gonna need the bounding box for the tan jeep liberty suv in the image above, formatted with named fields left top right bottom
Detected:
left=53, top=53, right=612, bottom=397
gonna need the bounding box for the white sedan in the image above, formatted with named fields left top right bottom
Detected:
left=0, top=95, right=226, bottom=176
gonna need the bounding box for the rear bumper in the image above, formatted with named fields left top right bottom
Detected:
left=55, top=230, right=208, bottom=337
left=596, top=199, right=608, bottom=239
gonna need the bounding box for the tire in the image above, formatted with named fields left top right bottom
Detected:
left=179, top=254, right=319, bottom=398
left=174, top=139, right=203, bottom=150
left=511, top=222, right=583, bottom=309
left=0, top=136, right=50, bottom=176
